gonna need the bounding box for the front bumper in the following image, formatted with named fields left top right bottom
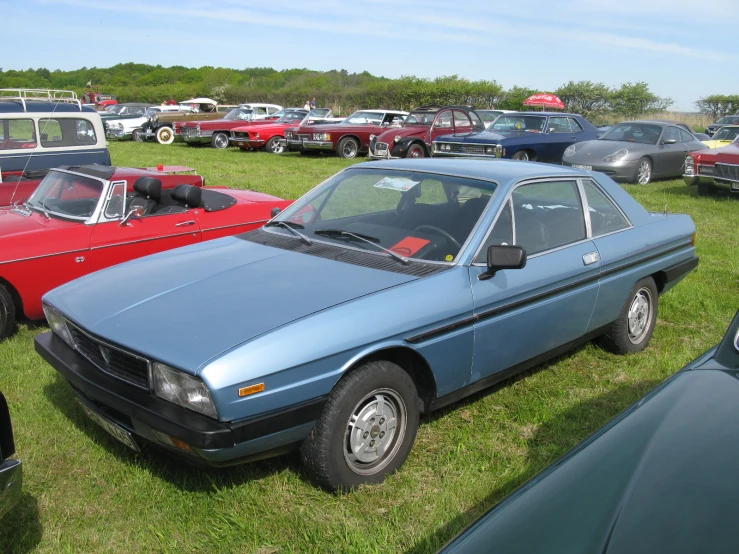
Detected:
left=369, top=142, right=400, bottom=159
left=562, top=159, right=638, bottom=181
left=231, top=138, right=265, bottom=148
left=106, top=128, right=133, bottom=140
left=0, top=458, right=21, bottom=520
left=35, top=332, right=325, bottom=466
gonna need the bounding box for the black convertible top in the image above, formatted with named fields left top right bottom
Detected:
left=58, top=165, right=116, bottom=180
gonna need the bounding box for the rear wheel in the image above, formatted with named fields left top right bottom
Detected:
left=406, top=144, right=426, bottom=158
left=300, top=360, right=419, bottom=491
left=634, top=157, right=652, bottom=185
left=0, top=285, right=16, bottom=340
left=266, top=136, right=285, bottom=154
left=337, top=137, right=360, bottom=159
left=598, top=277, right=658, bottom=354
left=211, top=132, right=229, bottom=149
left=156, top=126, right=174, bottom=145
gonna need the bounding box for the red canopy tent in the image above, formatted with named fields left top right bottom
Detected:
left=523, top=93, right=565, bottom=110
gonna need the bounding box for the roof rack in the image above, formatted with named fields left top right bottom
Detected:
left=0, top=88, right=82, bottom=111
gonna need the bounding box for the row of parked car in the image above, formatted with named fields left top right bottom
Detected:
left=0, top=89, right=737, bottom=551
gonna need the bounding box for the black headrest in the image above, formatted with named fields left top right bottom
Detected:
left=171, top=184, right=202, bottom=208
left=133, top=177, right=162, bottom=200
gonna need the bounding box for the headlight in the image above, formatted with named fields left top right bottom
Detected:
left=485, top=146, right=494, bottom=154
left=394, top=135, right=402, bottom=143
left=685, top=156, right=695, bottom=175
left=369, top=134, right=376, bottom=141
left=152, top=362, right=217, bottom=418
left=285, top=131, right=293, bottom=139
left=563, top=144, right=577, bottom=158
left=43, top=303, right=74, bottom=347
left=604, top=149, right=628, bottom=162
left=196, top=124, right=200, bottom=133
left=313, top=133, right=330, bottom=141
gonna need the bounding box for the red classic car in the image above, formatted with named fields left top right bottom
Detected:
left=684, top=139, right=739, bottom=196
left=176, top=108, right=282, bottom=149
left=284, top=109, right=408, bottom=159
left=0, top=165, right=291, bottom=339
left=230, top=110, right=312, bottom=153
left=368, top=105, right=485, bottom=159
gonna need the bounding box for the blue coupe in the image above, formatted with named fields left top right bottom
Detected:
left=432, top=112, right=600, bottom=163
left=35, top=159, right=698, bottom=491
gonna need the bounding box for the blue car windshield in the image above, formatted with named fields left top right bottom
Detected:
left=490, top=116, right=546, bottom=133
left=270, top=168, right=497, bottom=262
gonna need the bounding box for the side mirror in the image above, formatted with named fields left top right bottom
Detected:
left=120, top=206, right=144, bottom=226
left=479, top=245, right=526, bottom=280
left=271, top=207, right=282, bottom=217
left=662, top=138, right=677, bottom=145
left=596, top=132, right=604, bottom=138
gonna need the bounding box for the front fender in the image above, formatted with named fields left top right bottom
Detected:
left=392, top=137, right=428, bottom=158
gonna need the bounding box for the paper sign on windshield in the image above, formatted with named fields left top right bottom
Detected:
left=373, top=177, right=419, bottom=192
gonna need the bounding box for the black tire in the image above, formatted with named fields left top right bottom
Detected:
left=633, top=157, right=652, bottom=185
left=337, top=137, right=360, bottom=159
left=512, top=150, right=530, bottom=161
left=300, top=360, right=420, bottom=491
left=266, top=136, right=285, bottom=154
left=598, top=277, right=659, bottom=354
left=697, top=182, right=717, bottom=196
left=406, top=143, right=426, bottom=158
left=132, top=129, right=143, bottom=142
left=211, top=132, right=229, bottom=149
left=156, top=126, right=174, bottom=145
left=0, top=285, right=16, bottom=340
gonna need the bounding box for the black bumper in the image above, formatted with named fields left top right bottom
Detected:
left=35, top=332, right=326, bottom=450
left=662, top=255, right=699, bottom=286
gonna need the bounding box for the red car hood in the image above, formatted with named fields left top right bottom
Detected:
left=376, top=124, right=428, bottom=142
left=0, top=208, right=83, bottom=262
left=714, top=143, right=739, bottom=162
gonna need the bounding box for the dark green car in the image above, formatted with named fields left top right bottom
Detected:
left=440, top=310, right=739, bottom=554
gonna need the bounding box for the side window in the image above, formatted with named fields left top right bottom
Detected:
left=512, top=180, right=586, bottom=255
left=475, top=200, right=513, bottom=262
left=583, top=181, right=629, bottom=236
left=434, top=111, right=453, bottom=128
left=453, top=110, right=472, bottom=130
left=39, top=118, right=98, bottom=147
left=548, top=117, right=571, bottom=133
left=0, top=119, right=37, bottom=149
left=256, top=107, right=267, bottom=115
left=662, top=126, right=679, bottom=143
left=468, top=111, right=484, bottom=129
left=568, top=118, right=584, bottom=132
left=679, top=129, right=694, bottom=143
left=104, top=181, right=126, bottom=219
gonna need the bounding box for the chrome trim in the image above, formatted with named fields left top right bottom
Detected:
left=101, top=180, right=127, bottom=223
left=577, top=178, right=592, bottom=238
left=301, top=140, right=334, bottom=150
left=0, top=248, right=89, bottom=266
left=89, top=230, right=200, bottom=250
left=203, top=219, right=269, bottom=232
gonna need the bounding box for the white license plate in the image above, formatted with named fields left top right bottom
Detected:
left=731, top=183, right=739, bottom=192
left=78, top=400, right=140, bottom=452
left=572, top=164, right=592, bottom=171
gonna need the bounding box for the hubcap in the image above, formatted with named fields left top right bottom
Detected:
left=627, top=287, right=652, bottom=344
left=215, top=134, right=228, bottom=148
left=344, top=389, right=406, bottom=475
left=270, top=141, right=283, bottom=154
left=410, top=147, right=423, bottom=158
left=343, top=141, right=357, bottom=158
left=160, top=130, right=171, bottom=142
left=637, top=161, right=651, bottom=184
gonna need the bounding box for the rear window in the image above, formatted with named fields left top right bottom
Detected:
left=38, top=118, right=98, bottom=148
left=0, top=118, right=37, bottom=150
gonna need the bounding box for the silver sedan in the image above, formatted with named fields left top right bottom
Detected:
left=562, top=121, right=706, bottom=184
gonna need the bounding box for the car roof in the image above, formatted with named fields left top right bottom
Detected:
left=355, top=158, right=590, bottom=186
left=0, top=102, right=98, bottom=113
left=352, top=109, right=408, bottom=114
left=512, top=111, right=582, bottom=117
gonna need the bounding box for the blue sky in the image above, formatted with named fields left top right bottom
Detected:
left=2, top=0, right=737, bottom=111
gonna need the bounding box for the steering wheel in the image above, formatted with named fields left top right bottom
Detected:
left=413, top=225, right=462, bottom=251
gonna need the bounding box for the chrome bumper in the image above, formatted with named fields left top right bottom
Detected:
left=301, top=140, right=333, bottom=150
left=0, top=458, right=21, bottom=520
left=182, top=134, right=211, bottom=144
left=368, top=147, right=398, bottom=159
left=683, top=174, right=711, bottom=186
left=231, top=138, right=265, bottom=147
left=106, top=129, right=132, bottom=140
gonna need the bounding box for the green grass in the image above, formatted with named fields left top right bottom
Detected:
left=1, top=142, right=737, bottom=553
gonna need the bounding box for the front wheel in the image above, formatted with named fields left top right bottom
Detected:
left=634, top=157, right=652, bottom=185
left=211, top=132, right=229, bottom=149
left=0, top=285, right=16, bottom=340
left=132, top=129, right=143, bottom=142
left=337, top=137, right=360, bottom=159
left=156, top=126, right=174, bottom=145
left=300, top=360, right=419, bottom=491
left=266, top=136, right=285, bottom=154
left=512, top=150, right=530, bottom=161
left=598, top=277, right=658, bottom=354
left=406, top=144, right=426, bottom=158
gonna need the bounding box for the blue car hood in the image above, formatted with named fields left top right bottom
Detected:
left=436, top=130, right=533, bottom=144
left=45, top=236, right=417, bottom=373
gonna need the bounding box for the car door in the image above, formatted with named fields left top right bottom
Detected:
left=428, top=109, right=455, bottom=144
left=545, top=117, right=582, bottom=163
left=468, top=179, right=600, bottom=381
left=655, top=126, right=686, bottom=176
left=88, top=182, right=203, bottom=272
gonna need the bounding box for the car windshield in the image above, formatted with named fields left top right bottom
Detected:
left=403, top=110, right=440, bottom=126
left=599, top=123, right=662, bottom=144
left=26, top=170, right=104, bottom=221
left=717, top=116, right=739, bottom=124
left=490, top=116, right=546, bottom=132
left=342, top=111, right=384, bottom=125
left=223, top=108, right=254, bottom=121
left=309, top=108, right=331, bottom=117
left=108, top=105, right=125, bottom=114
left=477, top=110, right=502, bottom=123
left=713, top=127, right=739, bottom=141
left=270, top=167, right=496, bottom=262
left=144, top=107, right=160, bottom=117
left=278, top=112, right=307, bottom=123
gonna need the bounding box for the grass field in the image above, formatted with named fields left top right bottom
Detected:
left=1, top=142, right=737, bottom=554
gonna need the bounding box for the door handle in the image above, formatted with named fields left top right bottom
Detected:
left=582, top=252, right=600, bottom=265
left=175, top=220, right=196, bottom=227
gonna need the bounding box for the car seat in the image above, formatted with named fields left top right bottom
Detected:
left=129, top=177, right=162, bottom=215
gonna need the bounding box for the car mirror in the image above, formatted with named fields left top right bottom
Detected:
left=271, top=207, right=282, bottom=217
left=596, top=132, right=604, bottom=138
left=479, top=245, right=527, bottom=280
left=662, top=138, right=677, bottom=144
left=119, top=206, right=144, bottom=226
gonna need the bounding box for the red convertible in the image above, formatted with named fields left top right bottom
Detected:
left=684, top=140, right=739, bottom=196
left=0, top=165, right=291, bottom=339
left=230, top=110, right=313, bottom=154
left=176, top=107, right=282, bottom=149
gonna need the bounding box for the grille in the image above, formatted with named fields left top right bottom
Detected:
left=714, top=163, right=739, bottom=182
left=375, top=142, right=388, bottom=151
left=298, top=133, right=311, bottom=141
left=442, top=143, right=491, bottom=155
left=67, top=321, right=150, bottom=389
left=180, top=126, right=198, bottom=137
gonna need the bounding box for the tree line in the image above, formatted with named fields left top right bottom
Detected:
left=694, top=95, right=739, bottom=119
left=0, top=63, right=723, bottom=124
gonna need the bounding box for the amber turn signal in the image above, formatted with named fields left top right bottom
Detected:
left=691, top=232, right=696, bottom=247
left=239, top=383, right=265, bottom=397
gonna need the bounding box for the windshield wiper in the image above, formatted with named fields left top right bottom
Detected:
left=26, top=199, right=51, bottom=219
left=315, top=229, right=409, bottom=265
left=264, top=220, right=312, bottom=245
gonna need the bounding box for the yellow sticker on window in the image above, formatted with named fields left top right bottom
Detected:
left=445, top=254, right=454, bottom=262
